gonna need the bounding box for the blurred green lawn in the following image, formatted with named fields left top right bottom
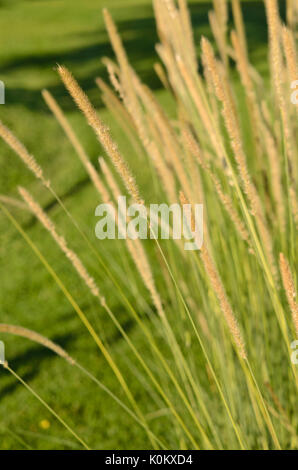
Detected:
left=0, top=0, right=280, bottom=449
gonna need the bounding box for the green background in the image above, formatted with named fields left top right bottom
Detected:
left=0, top=0, right=283, bottom=449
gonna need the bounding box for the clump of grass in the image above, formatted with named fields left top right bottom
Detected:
left=0, top=0, right=297, bottom=450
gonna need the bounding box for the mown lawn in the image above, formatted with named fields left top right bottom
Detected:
left=0, top=0, right=280, bottom=449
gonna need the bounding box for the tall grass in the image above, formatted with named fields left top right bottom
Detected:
left=0, top=0, right=297, bottom=450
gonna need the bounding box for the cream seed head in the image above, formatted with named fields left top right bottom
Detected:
left=0, top=120, right=50, bottom=188
left=19, top=186, right=101, bottom=299
left=0, top=324, right=75, bottom=365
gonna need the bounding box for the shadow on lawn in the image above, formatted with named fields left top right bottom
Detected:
left=1, top=1, right=283, bottom=114
left=0, top=314, right=136, bottom=394
left=0, top=332, right=74, bottom=398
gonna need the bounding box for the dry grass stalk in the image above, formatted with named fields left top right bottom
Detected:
left=0, top=323, right=75, bottom=365
left=286, top=0, right=298, bottom=31
left=179, top=191, right=246, bottom=359
left=96, top=77, right=144, bottom=159
left=201, top=37, right=278, bottom=278
left=104, top=60, right=125, bottom=100
left=57, top=65, right=143, bottom=204
left=210, top=0, right=228, bottom=69
left=265, top=381, right=292, bottom=426
left=42, top=89, right=90, bottom=166
left=201, top=37, right=259, bottom=215
left=198, top=312, right=212, bottom=341
left=154, top=0, right=197, bottom=76
left=289, top=186, right=298, bottom=230
left=262, top=125, right=285, bottom=231
left=260, top=103, right=286, bottom=220
left=177, top=0, right=197, bottom=68
left=19, top=186, right=101, bottom=299
left=102, top=9, right=130, bottom=75
left=176, top=55, right=223, bottom=158
left=100, top=141, right=179, bottom=256
left=157, top=42, right=187, bottom=101
left=101, top=162, right=177, bottom=259
left=182, top=126, right=252, bottom=248
left=0, top=121, right=50, bottom=188
left=113, top=66, right=160, bottom=153
left=160, top=1, right=190, bottom=67
left=42, top=89, right=112, bottom=203
left=152, top=0, right=167, bottom=39
left=86, top=160, right=111, bottom=203
left=43, top=86, right=114, bottom=203
left=0, top=195, right=28, bottom=211
left=179, top=121, right=204, bottom=205
left=212, top=0, right=228, bottom=35
left=265, top=0, right=296, bottom=180
left=257, top=218, right=278, bottom=281
left=133, top=77, right=169, bottom=150
left=200, top=246, right=247, bottom=359
left=209, top=11, right=226, bottom=68
left=99, top=157, right=165, bottom=319
left=282, top=26, right=297, bottom=84
left=153, top=62, right=171, bottom=91
left=231, top=30, right=263, bottom=158
left=134, top=78, right=191, bottom=200
left=96, top=77, right=136, bottom=133
left=179, top=190, right=195, bottom=232
left=106, top=53, right=186, bottom=204
left=279, top=253, right=298, bottom=336
left=99, top=157, right=123, bottom=202
left=201, top=46, right=221, bottom=128
left=231, top=0, right=248, bottom=59
left=127, top=238, right=165, bottom=319
left=99, top=67, right=177, bottom=203
left=97, top=158, right=127, bottom=238
left=103, top=9, right=147, bottom=143
left=146, top=141, right=177, bottom=204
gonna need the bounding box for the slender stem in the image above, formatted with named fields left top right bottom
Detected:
left=3, top=364, right=90, bottom=450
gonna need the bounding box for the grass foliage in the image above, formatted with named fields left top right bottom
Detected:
left=0, top=0, right=297, bottom=450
